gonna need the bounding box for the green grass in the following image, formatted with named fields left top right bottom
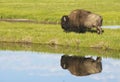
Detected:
left=0, top=42, right=120, bottom=59
left=0, top=22, right=120, bottom=50
left=0, top=0, right=120, bottom=25
left=0, top=0, right=120, bottom=51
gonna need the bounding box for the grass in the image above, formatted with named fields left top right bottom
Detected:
left=0, top=0, right=120, bottom=25
left=0, top=22, right=120, bottom=50
left=0, top=0, right=120, bottom=51
left=0, top=42, right=120, bottom=59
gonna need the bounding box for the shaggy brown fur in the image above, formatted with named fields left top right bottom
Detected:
left=61, top=9, right=103, bottom=34
left=61, top=55, right=102, bottom=76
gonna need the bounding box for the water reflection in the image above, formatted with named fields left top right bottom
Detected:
left=0, top=50, right=120, bottom=82
left=0, top=43, right=120, bottom=82
left=61, top=55, right=102, bottom=76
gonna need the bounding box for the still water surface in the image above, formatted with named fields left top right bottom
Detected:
left=0, top=50, right=120, bottom=82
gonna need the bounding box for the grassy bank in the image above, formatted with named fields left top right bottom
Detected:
left=0, top=0, right=120, bottom=25
left=0, top=42, right=120, bottom=59
left=0, top=22, right=120, bottom=50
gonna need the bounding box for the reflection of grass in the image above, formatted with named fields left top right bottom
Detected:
left=0, top=22, right=120, bottom=50
left=0, top=0, right=120, bottom=25
left=0, top=43, right=120, bottom=59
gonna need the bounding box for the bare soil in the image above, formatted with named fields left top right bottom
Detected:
left=0, top=18, right=60, bottom=24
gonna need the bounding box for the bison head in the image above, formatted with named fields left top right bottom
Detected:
left=61, top=15, right=70, bottom=31
left=60, top=55, right=69, bottom=69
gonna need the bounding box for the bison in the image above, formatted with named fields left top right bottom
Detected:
left=61, top=55, right=102, bottom=76
left=61, top=9, right=103, bottom=34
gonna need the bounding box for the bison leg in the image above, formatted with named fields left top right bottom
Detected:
left=78, top=27, right=86, bottom=33
left=96, top=26, right=102, bottom=34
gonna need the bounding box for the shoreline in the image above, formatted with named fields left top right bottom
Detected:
left=0, top=41, right=119, bottom=51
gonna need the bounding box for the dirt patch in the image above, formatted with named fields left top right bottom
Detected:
left=0, top=18, right=60, bottom=24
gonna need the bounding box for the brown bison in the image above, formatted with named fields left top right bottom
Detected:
left=61, top=9, right=103, bottom=34
left=61, top=55, right=102, bottom=76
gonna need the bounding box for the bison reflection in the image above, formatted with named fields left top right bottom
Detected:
left=61, top=55, right=102, bottom=76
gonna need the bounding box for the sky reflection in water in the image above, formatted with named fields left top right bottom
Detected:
left=0, top=50, right=120, bottom=82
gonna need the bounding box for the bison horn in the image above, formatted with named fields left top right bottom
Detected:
left=62, top=63, right=68, bottom=69
left=63, top=16, right=67, bottom=22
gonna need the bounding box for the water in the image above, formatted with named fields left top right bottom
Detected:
left=0, top=50, right=120, bottom=82
left=102, top=26, right=120, bottom=29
